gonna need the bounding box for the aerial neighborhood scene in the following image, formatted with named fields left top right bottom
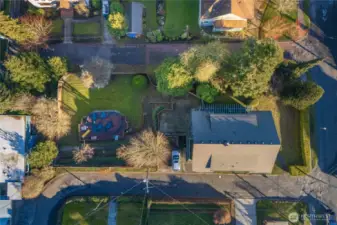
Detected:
left=1, top=0, right=337, bottom=224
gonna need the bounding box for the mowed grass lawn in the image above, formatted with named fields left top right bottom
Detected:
left=51, top=19, right=64, bottom=35
left=148, top=204, right=231, bottom=225
left=117, top=197, right=146, bottom=225
left=256, top=200, right=310, bottom=225
left=136, top=0, right=157, bottom=30
left=73, top=22, right=101, bottom=36
left=60, top=75, right=146, bottom=145
left=62, top=197, right=109, bottom=225
left=256, top=96, right=302, bottom=172
left=163, top=0, right=200, bottom=38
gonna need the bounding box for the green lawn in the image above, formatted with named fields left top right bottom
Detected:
left=148, top=204, right=231, bottom=225
left=256, top=96, right=302, bottom=173
left=256, top=200, right=310, bottom=225
left=163, top=0, right=200, bottom=38
left=51, top=19, right=64, bottom=35
left=60, top=75, right=146, bottom=145
left=62, top=197, right=109, bottom=225
left=73, top=22, right=101, bottom=36
left=117, top=197, right=146, bottom=225
left=136, top=0, right=157, bottom=31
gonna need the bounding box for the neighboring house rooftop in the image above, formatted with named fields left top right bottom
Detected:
left=191, top=110, right=280, bottom=145
left=201, top=0, right=255, bottom=20
left=265, top=222, right=289, bottom=225
left=190, top=109, right=280, bottom=173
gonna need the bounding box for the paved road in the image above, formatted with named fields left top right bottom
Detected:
left=14, top=171, right=323, bottom=225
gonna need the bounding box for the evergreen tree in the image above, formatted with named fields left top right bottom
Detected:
left=281, top=81, right=324, bottom=110
left=0, top=12, right=33, bottom=44
left=28, top=141, right=58, bottom=169
left=0, top=82, right=11, bottom=102
left=219, top=38, right=284, bottom=98
left=196, top=83, right=219, bottom=103
left=4, top=52, right=51, bottom=92
left=155, top=58, right=193, bottom=96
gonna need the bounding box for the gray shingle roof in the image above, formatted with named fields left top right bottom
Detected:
left=191, top=110, right=280, bottom=145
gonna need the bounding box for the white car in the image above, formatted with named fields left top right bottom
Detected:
left=172, top=150, right=181, bottom=171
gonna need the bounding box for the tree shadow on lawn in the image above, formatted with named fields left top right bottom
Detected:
left=43, top=173, right=231, bottom=225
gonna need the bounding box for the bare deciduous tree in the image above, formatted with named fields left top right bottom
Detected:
left=32, top=98, right=71, bottom=139
left=11, top=93, right=37, bottom=112
left=117, top=130, right=171, bottom=169
left=20, top=15, right=52, bottom=49
left=73, top=144, right=95, bottom=164
left=80, top=70, right=94, bottom=88
left=213, top=209, right=231, bottom=225
left=81, top=57, right=114, bottom=89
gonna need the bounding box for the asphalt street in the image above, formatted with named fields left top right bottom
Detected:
left=13, top=172, right=312, bottom=225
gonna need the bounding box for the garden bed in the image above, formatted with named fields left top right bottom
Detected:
left=59, top=75, right=147, bottom=145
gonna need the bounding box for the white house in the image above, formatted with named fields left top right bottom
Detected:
left=199, top=0, right=255, bottom=32
left=0, top=116, right=30, bottom=225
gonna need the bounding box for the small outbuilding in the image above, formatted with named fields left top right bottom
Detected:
left=125, top=2, right=144, bottom=38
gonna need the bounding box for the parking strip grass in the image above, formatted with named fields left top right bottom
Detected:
left=163, top=0, right=200, bottom=38
left=62, top=197, right=109, bottom=225
left=73, top=22, right=101, bottom=36
left=148, top=203, right=230, bottom=225
left=256, top=200, right=310, bottom=225
left=60, top=75, right=146, bottom=145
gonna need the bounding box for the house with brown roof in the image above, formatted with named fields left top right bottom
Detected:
left=199, top=0, right=255, bottom=32
left=190, top=108, right=280, bottom=173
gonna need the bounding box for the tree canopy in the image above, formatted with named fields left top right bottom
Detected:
left=155, top=58, right=193, bottom=96
left=0, top=12, right=33, bottom=44
left=28, top=141, right=58, bottom=168
left=47, top=57, right=68, bottom=80
left=117, top=130, right=171, bottom=169
left=4, top=52, right=51, bottom=92
left=281, top=81, right=324, bottom=110
left=196, top=83, right=219, bottom=103
left=219, top=38, right=284, bottom=98
left=180, top=41, right=228, bottom=82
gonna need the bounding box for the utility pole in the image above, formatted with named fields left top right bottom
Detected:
left=143, top=168, right=150, bottom=194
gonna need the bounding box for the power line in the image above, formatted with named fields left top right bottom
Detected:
left=148, top=181, right=211, bottom=225
left=72, top=181, right=143, bottom=225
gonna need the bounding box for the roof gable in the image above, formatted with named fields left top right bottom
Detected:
left=201, top=0, right=254, bottom=20
left=191, top=110, right=280, bottom=145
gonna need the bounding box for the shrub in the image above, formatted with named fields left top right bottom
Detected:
left=74, top=1, right=90, bottom=17
left=22, top=167, right=55, bottom=199
left=146, top=30, right=164, bottom=43
left=152, top=106, right=165, bottom=131
left=73, top=144, right=95, bottom=164
left=108, top=12, right=128, bottom=39
left=28, top=141, right=59, bottom=169
left=289, top=109, right=311, bottom=176
left=47, top=57, right=68, bottom=80
left=281, top=81, right=324, bottom=110
left=91, top=0, right=102, bottom=10
left=247, top=99, right=260, bottom=109
left=196, top=83, right=219, bottom=103
left=110, top=2, right=124, bottom=13
left=132, top=75, right=148, bottom=90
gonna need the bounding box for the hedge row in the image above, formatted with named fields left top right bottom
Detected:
left=289, top=109, right=311, bottom=176
left=152, top=106, right=165, bottom=131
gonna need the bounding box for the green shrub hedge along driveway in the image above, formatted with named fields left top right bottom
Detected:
left=163, top=0, right=200, bottom=38
left=60, top=75, right=146, bottom=145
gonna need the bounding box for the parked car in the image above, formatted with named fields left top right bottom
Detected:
left=172, top=150, right=181, bottom=171
left=102, top=0, right=109, bottom=18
